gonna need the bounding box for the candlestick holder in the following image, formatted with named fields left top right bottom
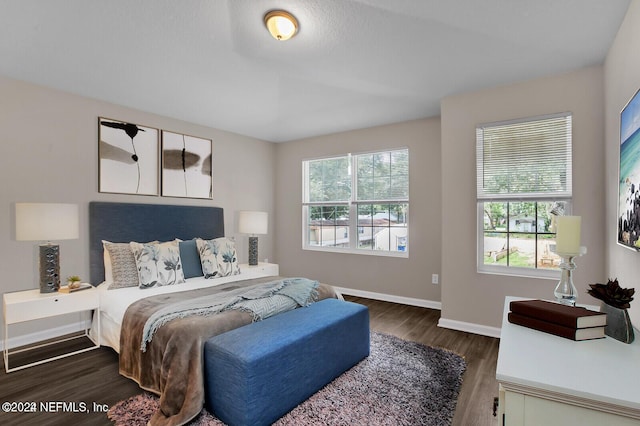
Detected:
left=550, top=245, right=587, bottom=306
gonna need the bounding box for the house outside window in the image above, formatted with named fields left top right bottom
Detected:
left=476, top=113, right=572, bottom=278
left=303, top=148, right=409, bottom=256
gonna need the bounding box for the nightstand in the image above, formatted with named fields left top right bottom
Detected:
left=239, top=262, right=279, bottom=279
left=3, top=287, right=100, bottom=373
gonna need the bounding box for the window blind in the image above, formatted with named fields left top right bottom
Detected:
left=476, top=113, right=572, bottom=201
left=356, top=149, right=409, bottom=201
left=305, top=155, right=351, bottom=203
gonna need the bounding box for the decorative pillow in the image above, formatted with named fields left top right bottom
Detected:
left=103, top=247, right=113, bottom=283
left=130, top=240, right=186, bottom=288
left=179, top=239, right=203, bottom=279
left=103, top=240, right=141, bottom=289
left=196, top=237, right=240, bottom=279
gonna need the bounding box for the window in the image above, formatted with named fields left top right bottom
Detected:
left=476, top=113, right=572, bottom=277
left=303, top=148, right=409, bottom=256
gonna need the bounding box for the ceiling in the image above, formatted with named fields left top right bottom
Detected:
left=0, top=0, right=630, bottom=142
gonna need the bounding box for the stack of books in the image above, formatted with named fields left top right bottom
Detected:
left=508, top=299, right=607, bottom=341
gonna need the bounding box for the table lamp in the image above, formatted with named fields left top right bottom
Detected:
left=15, top=203, right=79, bottom=293
left=238, top=211, right=268, bottom=266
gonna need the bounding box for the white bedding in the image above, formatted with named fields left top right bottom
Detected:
left=90, top=271, right=279, bottom=353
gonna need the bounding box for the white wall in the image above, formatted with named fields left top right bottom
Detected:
left=605, top=0, right=640, bottom=327
left=0, top=75, right=275, bottom=341
left=440, top=66, right=607, bottom=331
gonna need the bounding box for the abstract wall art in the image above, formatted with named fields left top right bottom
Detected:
left=161, top=130, right=213, bottom=199
left=99, top=117, right=159, bottom=195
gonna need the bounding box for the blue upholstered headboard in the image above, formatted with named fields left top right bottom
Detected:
left=89, top=202, right=225, bottom=285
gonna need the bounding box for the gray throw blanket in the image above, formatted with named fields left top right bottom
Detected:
left=141, top=277, right=319, bottom=351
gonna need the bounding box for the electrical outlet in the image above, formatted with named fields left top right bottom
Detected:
left=432, top=274, right=439, bottom=284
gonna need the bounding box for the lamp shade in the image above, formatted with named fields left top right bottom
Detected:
left=238, top=211, right=268, bottom=235
left=16, top=203, right=79, bottom=241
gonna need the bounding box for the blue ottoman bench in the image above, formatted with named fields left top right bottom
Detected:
left=203, top=298, right=370, bottom=426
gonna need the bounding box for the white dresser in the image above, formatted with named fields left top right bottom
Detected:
left=496, top=296, right=640, bottom=425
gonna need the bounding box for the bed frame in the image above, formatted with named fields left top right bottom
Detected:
left=88, top=201, right=225, bottom=285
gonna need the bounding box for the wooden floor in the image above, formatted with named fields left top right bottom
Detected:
left=346, top=297, right=500, bottom=426
left=0, top=297, right=500, bottom=426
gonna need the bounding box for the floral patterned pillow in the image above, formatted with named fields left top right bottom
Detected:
left=129, top=240, right=186, bottom=289
left=195, top=237, right=240, bottom=279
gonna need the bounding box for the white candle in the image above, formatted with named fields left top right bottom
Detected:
left=555, top=216, right=581, bottom=254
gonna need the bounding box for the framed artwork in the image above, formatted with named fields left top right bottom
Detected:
left=618, top=88, right=640, bottom=250
left=161, top=130, right=213, bottom=199
left=99, top=117, right=159, bottom=195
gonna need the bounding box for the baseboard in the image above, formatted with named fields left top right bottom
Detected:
left=334, top=287, right=442, bottom=310
left=1, top=320, right=91, bottom=351
left=437, top=317, right=501, bottom=338
left=336, top=287, right=502, bottom=338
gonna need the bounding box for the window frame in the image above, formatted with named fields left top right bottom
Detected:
left=477, top=201, right=571, bottom=279
left=302, top=148, right=409, bottom=257
left=476, top=112, right=573, bottom=279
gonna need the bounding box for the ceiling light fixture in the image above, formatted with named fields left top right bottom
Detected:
left=264, top=10, right=298, bottom=41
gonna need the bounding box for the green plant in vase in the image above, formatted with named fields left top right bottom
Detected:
left=66, top=275, right=82, bottom=289
left=588, top=279, right=635, bottom=343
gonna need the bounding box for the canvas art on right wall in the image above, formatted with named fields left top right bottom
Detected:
left=618, top=88, right=640, bottom=250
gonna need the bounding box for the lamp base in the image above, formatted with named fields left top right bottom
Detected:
left=248, top=236, right=259, bottom=266
left=39, top=243, right=60, bottom=293
left=553, top=254, right=577, bottom=306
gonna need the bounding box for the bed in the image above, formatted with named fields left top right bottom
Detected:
left=87, top=202, right=339, bottom=426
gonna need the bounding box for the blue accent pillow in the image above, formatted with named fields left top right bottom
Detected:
left=179, top=239, right=204, bottom=279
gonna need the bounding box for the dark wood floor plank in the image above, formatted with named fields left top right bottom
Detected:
left=0, top=297, right=499, bottom=426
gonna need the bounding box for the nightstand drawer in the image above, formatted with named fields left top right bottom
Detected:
left=4, top=290, right=99, bottom=323
left=239, top=263, right=279, bottom=278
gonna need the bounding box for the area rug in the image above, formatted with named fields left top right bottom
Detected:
left=108, top=332, right=466, bottom=426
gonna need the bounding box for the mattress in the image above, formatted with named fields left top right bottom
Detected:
left=90, top=272, right=284, bottom=352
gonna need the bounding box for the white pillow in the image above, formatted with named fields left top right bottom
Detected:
left=130, top=240, right=186, bottom=288
left=103, top=245, right=113, bottom=283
